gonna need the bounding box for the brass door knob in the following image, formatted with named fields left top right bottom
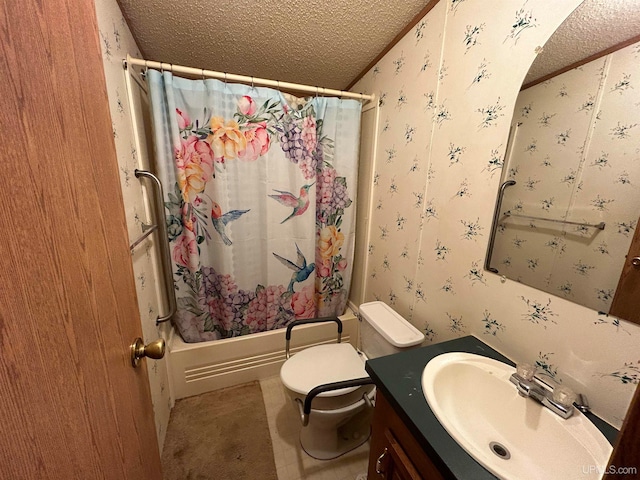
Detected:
left=130, top=337, right=165, bottom=367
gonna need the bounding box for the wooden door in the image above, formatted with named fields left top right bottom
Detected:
left=610, top=216, right=640, bottom=324
left=0, top=1, right=162, bottom=479
left=604, top=384, right=640, bottom=480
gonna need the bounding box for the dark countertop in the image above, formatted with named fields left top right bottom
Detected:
left=365, top=335, right=618, bottom=480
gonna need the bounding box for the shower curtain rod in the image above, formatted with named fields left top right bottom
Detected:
left=124, top=55, right=375, bottom=102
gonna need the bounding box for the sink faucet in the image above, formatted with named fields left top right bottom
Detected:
left=509, top=363, right=590, bottom=419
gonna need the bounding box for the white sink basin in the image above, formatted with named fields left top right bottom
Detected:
left=421, top=352, right=612, bottom=480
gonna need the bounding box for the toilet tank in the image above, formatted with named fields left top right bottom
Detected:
left=358, top=301, right=424, bottom=359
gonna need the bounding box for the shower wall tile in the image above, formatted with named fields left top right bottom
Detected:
left=93, top=0, right=172, bottom=451
left=352, top=0, right=640, bottom=428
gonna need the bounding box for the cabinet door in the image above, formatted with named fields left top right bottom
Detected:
left=368, top=391, right=445, bottom=480
left=381, top=429, right=422, bottom=479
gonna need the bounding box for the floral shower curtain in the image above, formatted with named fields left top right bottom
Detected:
left=147, top=70, right=362, bottom=343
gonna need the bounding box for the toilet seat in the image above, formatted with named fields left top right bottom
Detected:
left=279, top=304, right=417, bottom=460
left=280, top=343, right=368, bottom=397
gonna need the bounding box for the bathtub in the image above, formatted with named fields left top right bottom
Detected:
left=168, top=308, right=359, bottom=399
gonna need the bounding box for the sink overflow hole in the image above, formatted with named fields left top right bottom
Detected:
left=489, top=442, right=511, bottom=460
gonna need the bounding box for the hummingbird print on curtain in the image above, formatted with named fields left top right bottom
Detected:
left=148, top=70, right=361, bottom=342
left=269, top=183, right=314, bottom=223
left=210, top=201, right=250, bottom=245
left=273, top=244, right=316, bottom=292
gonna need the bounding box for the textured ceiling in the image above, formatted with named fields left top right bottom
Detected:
left=525, top=0, right=640, bottom=85
left=117, top=0, right=429, bottom=90
left=117, top=0, right=640, bottom=91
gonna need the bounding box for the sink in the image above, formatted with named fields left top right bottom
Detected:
left=421, top=352, right=612, bottom=480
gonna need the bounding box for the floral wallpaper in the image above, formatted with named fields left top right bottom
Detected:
left=352, top=0, right=640, bottom=428
left=93, top=0, right=172, bottom=451
left=492, top=40, right=640, bottom=314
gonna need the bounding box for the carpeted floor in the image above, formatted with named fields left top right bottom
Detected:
left=161, top=381, right=278, bottom=480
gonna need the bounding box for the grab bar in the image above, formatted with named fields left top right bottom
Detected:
left=300, top=377, right=374, bottom=426
left=485, top=180, right=516, bottom=274
left=129, top=223, right=158, bottom=251
left=285, top=317, right=343, bottom=359
left=503, top=213, right=605, bottom=230
left=135, top=169, right=177, bottom=325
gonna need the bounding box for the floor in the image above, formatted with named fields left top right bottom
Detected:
left=260, top=376, right=370, bottom=480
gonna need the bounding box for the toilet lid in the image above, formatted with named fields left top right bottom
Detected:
left=280, top=343, right=368, bottom=397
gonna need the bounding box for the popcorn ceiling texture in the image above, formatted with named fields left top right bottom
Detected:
left=117, top=0, right=428, bottom=90
left=117, top=0, right=640, bottom=90
left=526, top=0, right=640, bottom=84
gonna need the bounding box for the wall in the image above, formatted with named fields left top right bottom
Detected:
left=352, top=0, right=640, bottom=428
left=93, top=0, right=173, bottom=450
left=492, top=41, right=640, bottom=313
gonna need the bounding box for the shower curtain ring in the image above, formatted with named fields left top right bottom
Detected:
left=201, top=68, right=206, bottom=80
left=251, top=76, right=255, bottom=90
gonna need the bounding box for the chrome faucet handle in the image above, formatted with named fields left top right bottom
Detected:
left=516, top=362, right=537, bottom=381
left=552, top=385, right=577, bottom=408
left=511, top=364, right=583, bottom=420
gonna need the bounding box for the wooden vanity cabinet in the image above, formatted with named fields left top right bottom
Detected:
left=368, top=390, right=446, bottom=480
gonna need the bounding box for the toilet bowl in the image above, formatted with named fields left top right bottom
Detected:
left=280, top=302, right=425, bottom=460
left=280, top=342, right=375, bottom=459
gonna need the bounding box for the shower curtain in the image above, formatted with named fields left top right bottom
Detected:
left=147, top=70, right=362, bottom=343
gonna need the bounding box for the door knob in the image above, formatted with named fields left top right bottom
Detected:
left=130, top=337, right=165, bottom=367
left=631, top=257, right=640, bottom=267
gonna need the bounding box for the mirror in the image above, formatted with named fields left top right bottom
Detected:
left=486, top=2, right=640, bottom=323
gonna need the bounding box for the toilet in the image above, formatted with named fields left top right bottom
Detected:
left=280, top=301, right=425, bottom=460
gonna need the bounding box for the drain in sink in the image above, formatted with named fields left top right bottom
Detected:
left=489, top=442, right=511, bottom=460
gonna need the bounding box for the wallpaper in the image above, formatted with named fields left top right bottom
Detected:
left=492, top=40, right=640, bottom=313
left=93, top=0, right=173, bottom=451
left=352, top=0, right=640, bottom=428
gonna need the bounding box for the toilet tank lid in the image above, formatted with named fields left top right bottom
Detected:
left=359, top=301, right=424, bottom=348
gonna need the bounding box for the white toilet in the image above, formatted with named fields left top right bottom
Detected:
left=280, top=301, right=425, bottom=460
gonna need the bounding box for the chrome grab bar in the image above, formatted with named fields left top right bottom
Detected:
left=129, top=223, right=158, bottom=251
left=503, top=212, right=605, bottom=230
left=135, top=169, right=177, bottom=325
left=485, top=180, right=516, bottom=274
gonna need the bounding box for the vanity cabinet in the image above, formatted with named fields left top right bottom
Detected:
left=368, top=390, right=446, bottom=480
left=366, top=338, right=618, bottom=480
